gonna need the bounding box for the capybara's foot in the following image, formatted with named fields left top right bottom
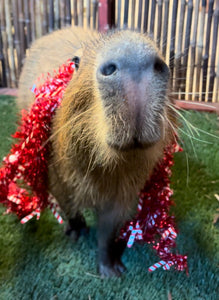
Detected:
left=65, top=213, right=89, bottom=241
left=98, top=259, right=126, bottom=278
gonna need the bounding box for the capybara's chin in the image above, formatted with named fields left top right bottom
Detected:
left=107, top=141, right=157, bottom=152
left=18, top=27, right=176, bottom=277
left=106, top=124, right=162, bottom=151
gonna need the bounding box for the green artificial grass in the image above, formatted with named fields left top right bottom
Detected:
left=0, top=95, right=218, bottom=300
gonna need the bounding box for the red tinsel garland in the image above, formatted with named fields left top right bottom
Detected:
left=0, top=61, right=75, bottom=221
left=0, top=60, right=188, bottom=273
left=120, top=144, right=188, bottom=273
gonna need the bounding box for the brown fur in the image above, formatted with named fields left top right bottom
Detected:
left=18, top=27, right=97, bottom=109
left=18, top=27, right=176, bottom=277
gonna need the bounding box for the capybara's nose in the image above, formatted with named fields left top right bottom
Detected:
left=97, top=54, right=169, bottom=83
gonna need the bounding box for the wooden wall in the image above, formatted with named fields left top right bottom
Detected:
left=0, top=0, right=218, bottom=102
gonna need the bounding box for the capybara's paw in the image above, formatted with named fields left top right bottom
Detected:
left=114, top=260, right=127, bottom=274
left=98, top=260, right=126, bottom=278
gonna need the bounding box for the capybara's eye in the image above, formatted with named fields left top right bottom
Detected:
left=71, top=56, right=80, bottom=70
left=100, top=63, right=117, bottom=76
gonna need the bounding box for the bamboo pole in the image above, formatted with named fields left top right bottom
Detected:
left=194, top=0, right=206, bottom=101
left=11, top=0, right=21, bottom=76
left=24, top=0, right=32, bottom=47
left=42, top=0, right=48, bottom=35
left=0, top=33, right=7, bottom=87
left=169, top=0, right=179, bottom=87
left=175, top=0, right=185, bottom=95
left=181, top=0, right=193, bottom=99
left=0, top=0, right=10, bottom=86
left=35, top=0, right=43, bottom=38
left=60, top=0, right=65, bottom=28
left=30, top=0, right=36, bottom=41
left=149, top=0, right=156, bottom=38
left=74, top=0, right=79, bottom=25
left=208, top=1, right=219, bottom=102
left=215, top=48, right=219, bottom=102
left=66, top=0, right=72, bottom=25
left=0, top=0, right=217, bottom=96
left=18, top=0, right=26, bottom=59
left=162, top=0, right=169, bottom=59
left=92, top=0, right=98, bottom=29
left=0, top=6, right=7, bottom=87
left=4, top=0, right=16, bottom=87
left=86, top=0, right=91, bottom=27
left=79, top=0, right=84, bottom=27
left=117, top=0, right=122, bottom=28
left=54, top=0, right=60, bottom=29
left=108, top=0, right=116, bottom=28
left=138, top=0, right=143, bottom=31
left=143, top=0, right=149, bottom=33
left=188, top=0, right=200, bottom=100
left=124, top=0, right=129, bottom=29
left=131, top=0, right=136, bottom=30
left=156, top=0, right=163, bottom=48
left=202, top=0, right=214, bottom=101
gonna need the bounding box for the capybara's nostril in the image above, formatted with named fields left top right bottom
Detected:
left=100, top=62, right=117, bottom=76
left=154, top=57, right=169, bottom=75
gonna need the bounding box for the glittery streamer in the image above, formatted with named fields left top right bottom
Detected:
left=20, top=213, right=35, bottom=224
left=49, top=203, right=63, bottom=224
left=20, top=209, right=41, bottom=224
left=137, top=198, right=143, bottom=212
left=148, top=260, right=167, bottom=272
left=162, top=227, right=177, bottom=240
left=8, top=194, right=21, bottom=205
left=0, top=60, right=75, bottom=221
left=127, top=222, right=143, bottom=248
left=31, top=83, right=36, bottom=93
left=120, top=143, right=188, bottom=273
left=163, top=261, right=174, bottom=270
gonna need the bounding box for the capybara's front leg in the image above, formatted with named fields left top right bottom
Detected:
left=97, top=203, right=127, bottom=277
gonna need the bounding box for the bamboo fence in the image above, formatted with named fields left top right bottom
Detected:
left=0, top=0, right=218, bottom=102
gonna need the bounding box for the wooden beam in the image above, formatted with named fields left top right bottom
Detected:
left=175, top=100, right=219, bottom=114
